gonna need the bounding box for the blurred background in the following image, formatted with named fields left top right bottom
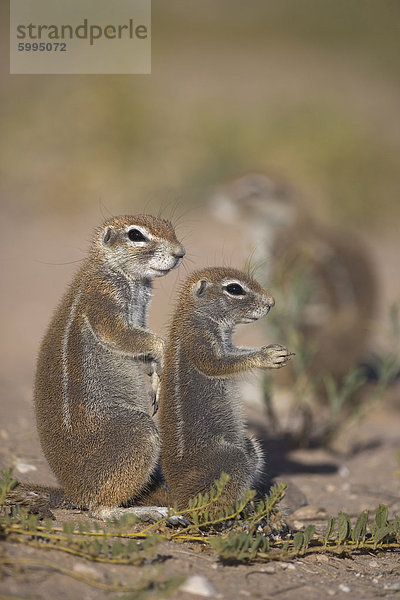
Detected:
left=1, top=1, right=400, bottom=469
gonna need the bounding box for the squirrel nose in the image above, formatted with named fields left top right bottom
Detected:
left=266, top=296, right=275, bottom=308
left=172, top=247, right=185, bottom=260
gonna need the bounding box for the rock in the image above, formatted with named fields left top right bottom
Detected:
left=280, top=562, right=296, bottom=570
left=292, top=520, right=305, bottom=530
left=368, top=560, right=379, bottom=568
left=73, top=562, right=101, bottom=578
left=277, top=480, right=308, bottom=514
left=179, top=575, right=216, bottom=597
left=384, top=583, right=400, bottom=591
left=14, top=461, right=37, bottom=474
left=338, top=584, right=351, bottom=593
left=290, top=505, right=327, bottom=520
left=262, top=565, right=276, bottom=574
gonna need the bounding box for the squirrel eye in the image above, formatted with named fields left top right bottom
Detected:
left=128, top=228, right=147, bottom=242
left=225, top=283, right=245, bottom=296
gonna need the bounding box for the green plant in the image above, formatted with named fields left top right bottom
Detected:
left=2, top=468, right=400, bottom=568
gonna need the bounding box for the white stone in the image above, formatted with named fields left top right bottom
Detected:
left=14, top=461, right=37, bottom=474
left=280, top=562, right=296, bottom=570
left=369, top=560, right=379, bottom=568
left=338, top=584, right=351, bottom=593
left=179, top=575, right=216, bottom=597
left=338, top=465, right=350, bottom=477
left=384, top=583, right=400, bottom=591
left=262, top=565, right=276, bottom=574
left=73, top=562, right=101, bottom=578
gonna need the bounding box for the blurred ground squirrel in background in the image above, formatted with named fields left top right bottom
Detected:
left=34, top=215, right=185, bottom=519
left=210, top=173, right=377, bottom=381
left=158, top=267, right=293, bottom=508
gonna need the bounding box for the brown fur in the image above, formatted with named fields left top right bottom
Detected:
left=34, top=215, right=184, bottom=515
left=158, top=267, right=292, bottom=508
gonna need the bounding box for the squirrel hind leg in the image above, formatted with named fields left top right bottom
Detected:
left=168, top=444, right=262, bottom=509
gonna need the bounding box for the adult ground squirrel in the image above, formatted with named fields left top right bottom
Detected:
left=34, top=215, right=185, bottom=519
left=211, top=173, right=377, bottom=380
left=158, top=267, right=293, bottom=508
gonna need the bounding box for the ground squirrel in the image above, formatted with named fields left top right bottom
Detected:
left=158, top=267, right=293, bottom=508
left=34, top=215, right=185, bottom=519
left=210, top=173, right=377, bottom=380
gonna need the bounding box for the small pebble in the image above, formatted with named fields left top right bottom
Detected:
left=73, top=562, right=101, bottom=578
left=280, top=562, right=296, bottom=570
left=338, top=584, right=350, bottom=593
left=179, top=575, right=216, bottom=597
left=262, top=565, right=276, bottom=574
left=372, top=578, right=379, bottom=584
left=384, top=583, right=400, bottom=591
left=338, top=465, right=350, bottom=478
left=14, top=461, right=37, bottom=474
left=369, top=560, right=379, bottom=568
left=316, top=555, right=329, bottom=563
left=327, top=590, right=335, bottom=596
left=291, top=505, right=327, bottom=520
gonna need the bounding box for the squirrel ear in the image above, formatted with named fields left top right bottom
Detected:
left=193, top=279, right=209, bottom=298
left=102, top=226, right=116, bottom=246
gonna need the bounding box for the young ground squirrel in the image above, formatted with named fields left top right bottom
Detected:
left=210, top=173, right=377, bottom=380
left=34, top=215, right=185, bottom=519
left=158, top=267, right=293, bottom=508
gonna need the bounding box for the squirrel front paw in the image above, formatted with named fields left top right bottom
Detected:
left=259, top=344, right=294, bottom=369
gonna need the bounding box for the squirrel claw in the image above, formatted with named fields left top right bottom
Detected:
left=149, top=391, right=159, bottom=416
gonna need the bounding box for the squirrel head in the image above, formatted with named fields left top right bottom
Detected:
left=210, top=172, right=297, bottom=229
left=179, top=266, right=275, bottom=327
left=92, top=215, right=185, bottom=279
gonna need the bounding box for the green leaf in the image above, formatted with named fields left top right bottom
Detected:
left=303, top=525, right=315, bottom=549
left=338, top=512, right=351, bottom=542
left=90, top=539, right=101, bottom=556
left=374, top=525, right=391, bottom=544
left=393, top=516, right=400, bottom=535
left=112, top=539, right=123, bottom=557
left=375, top=504, right=388, bottom=529
left=352, top=511, right=368, bottom=543
left=127, top=539, right=138, bottom=554
left=324, top=517, right=336, bottom=543
left=63, top=521, right=75, bottom=535
left=293, top=531, right=304, bottom=552
left=44, top=518, right=53, bottom=532
left=27, top=514, right=38, bottom=531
